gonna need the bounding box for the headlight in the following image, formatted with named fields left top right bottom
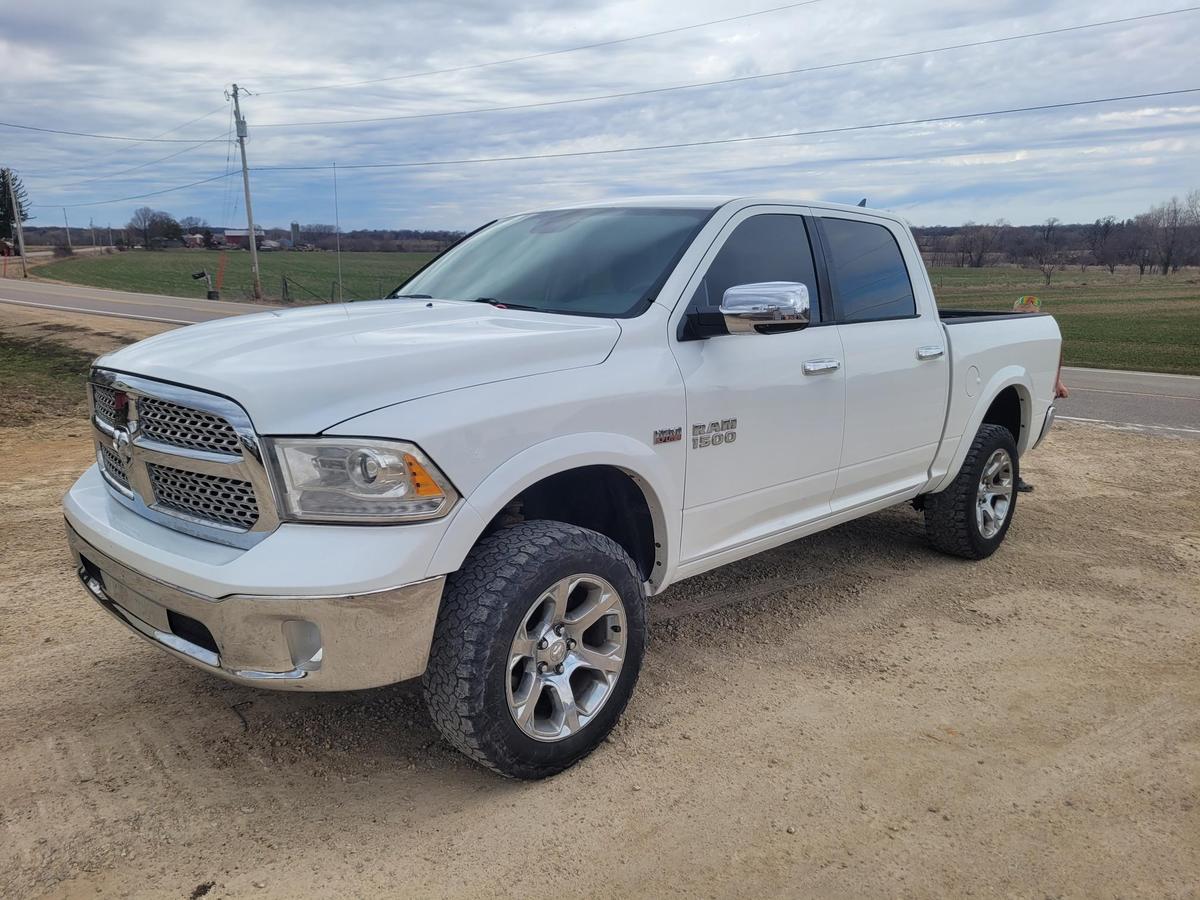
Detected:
left=267, top=438, right=458, bottom=523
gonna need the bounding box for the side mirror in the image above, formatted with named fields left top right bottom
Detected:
left=719, top=282, right=810, bottom=334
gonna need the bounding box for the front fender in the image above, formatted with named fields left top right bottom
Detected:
left=425, top=433, right=679, bottom=592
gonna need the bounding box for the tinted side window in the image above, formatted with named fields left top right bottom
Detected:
left=690, top=214, right=819, bottom=322
left=822, top=218, right=915, bottom=322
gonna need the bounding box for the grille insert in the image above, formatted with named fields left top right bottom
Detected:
left=147, top=463, right=259, bottom=530
left=98, top=444, right=131, bottom=490
left=92, top=384, right=123, bottom=427
left=137, top=396, right=242, bottom=456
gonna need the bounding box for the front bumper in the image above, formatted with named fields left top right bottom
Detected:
left=67, top=523, right=444, bottom=691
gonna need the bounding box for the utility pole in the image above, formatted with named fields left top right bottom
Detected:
left=62, top=207, right=73, bottom=250
left=89, top=217, right=97, bottom=247
left=230, top=83, right=263, bottom=300
left=332, top=161, right=343, bottom=303
left=7, top=173, right=28, bottom=277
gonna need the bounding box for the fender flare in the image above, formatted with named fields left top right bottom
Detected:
left=929, top=369, right=1034, bottom=493
left=425, top=432, right=678, bottom=590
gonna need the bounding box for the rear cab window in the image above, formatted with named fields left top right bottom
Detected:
left=820, top=217, right=916, bottom=323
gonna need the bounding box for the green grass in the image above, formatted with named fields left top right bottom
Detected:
left=28, top=252, right=1200, bottom=375
left=0, top=334, right=94, bottom=424
left=928, top=266, right=1200, bottom=375
left=35, top=249, right=436, bottom=303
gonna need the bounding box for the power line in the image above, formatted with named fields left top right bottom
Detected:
left=252, top=0, right=829, bottom=96
left=0, top=106, right=228, bottom=144
left=255, top=6, right=1200, bottom=128
left=251, top=89, right=1200, bottom=172
left=36, top=172, right=236, bottom=209
left=33, top=88, right=1200, bottom=209
left=54, top=131, right=231, bottom=189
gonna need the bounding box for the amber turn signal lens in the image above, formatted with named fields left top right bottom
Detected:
left=405, top=454, right=445, bottom=497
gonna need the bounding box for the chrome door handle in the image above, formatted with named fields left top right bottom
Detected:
left=802, top=358, right=841, bottom=375
left=916, top=345, right=945, bottom=360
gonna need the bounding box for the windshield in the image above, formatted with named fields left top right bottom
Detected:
left=392, top=206, right=712, bottom=317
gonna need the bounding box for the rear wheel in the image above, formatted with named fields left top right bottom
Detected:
left=422, top=520, right=646, bottom=779
left=923, top=423, right=1018, bottom=559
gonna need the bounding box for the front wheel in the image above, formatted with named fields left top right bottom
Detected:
left=923, top=423, right=1019, bottom=559
left=421, top=520, right=647, bottom=779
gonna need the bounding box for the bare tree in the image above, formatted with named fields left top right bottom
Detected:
left=1124, top=215, right=1157, bottom=276
left=128, top=206, right=155, bottom=247
left=1148, top=197, right=1185, bottom=274
left=1184, top=189, right=1200, bottom=268
left=1031, top=217, right=1064, bottom=285
left=179, top=216, right=207, bottom=233
left=1086, top=216, right=1119, bottom=273
left=960, top=221, right=999, bottom=268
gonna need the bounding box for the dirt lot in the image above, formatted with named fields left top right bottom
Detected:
left=1, top=311, right=1197, bottom=899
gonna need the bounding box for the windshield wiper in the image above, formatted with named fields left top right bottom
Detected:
left=471, top=297, right=542, bottom=311
left=391, top=293, right=432, bottom=299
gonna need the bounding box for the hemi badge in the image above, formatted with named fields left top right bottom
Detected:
left=653, top=427, right=682, bottom=445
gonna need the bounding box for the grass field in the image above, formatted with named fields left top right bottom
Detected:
left=928, top=266, right=1200, bottom=375
left=34, top=249, right=435, bottom=303
left=24, top=250, right=1200, bottom=375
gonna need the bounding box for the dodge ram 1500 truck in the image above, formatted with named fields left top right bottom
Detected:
left=64, top=197, right=1061, bottom=778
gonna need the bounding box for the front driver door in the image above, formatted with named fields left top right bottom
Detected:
left=671, top=208, right=846, bottom=564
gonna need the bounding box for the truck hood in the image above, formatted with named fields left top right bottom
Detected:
left=97, top=299, right=621, bottom=433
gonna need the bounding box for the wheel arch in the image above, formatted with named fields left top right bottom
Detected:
left=928, top=369, right=1034, bottom=493
left=427, top=434, right=678, bottom=591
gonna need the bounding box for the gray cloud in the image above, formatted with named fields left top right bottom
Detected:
left=3, top=0, right=1198, bottom=229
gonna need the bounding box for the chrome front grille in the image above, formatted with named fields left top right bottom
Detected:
left=98, top=443, right=131, bottom=490
left=147, top=463, right=259, bottom=530
left=138, top=396, right=242, bottom=455
left=89, top=369, right=278, bottom=548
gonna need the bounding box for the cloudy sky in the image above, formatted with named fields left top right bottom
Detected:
left=3, top=0, right=1198, bottom=231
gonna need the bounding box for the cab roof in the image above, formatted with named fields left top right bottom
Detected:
left=524, top=195, right=908, bottom=226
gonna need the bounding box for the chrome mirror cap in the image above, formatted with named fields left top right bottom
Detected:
left=719, top=282, right=810, bottom=334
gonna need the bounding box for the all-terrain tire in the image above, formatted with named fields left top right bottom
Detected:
left=923, top=423, right=1019, bottom=560
left=421, top=520, right=647, bottom=779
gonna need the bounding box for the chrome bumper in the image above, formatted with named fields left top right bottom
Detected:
left=66, top=524, right=445, bottom=691
left=1034, top=404, right=1057, bottom=449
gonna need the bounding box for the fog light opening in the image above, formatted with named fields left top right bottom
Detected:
left=283, top=620, right=323, bottom=670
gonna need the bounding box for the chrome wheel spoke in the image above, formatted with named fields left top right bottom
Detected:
left=573, top=644, right=623, bottom=676
left=567, top=588, right=618, bottom=634
left=512, top=676, right=543, bottom=730
left=548, top=676, right=581, bottom=734
left=509, top=634, right=536, bottom=663
left=546, top=578, right=572, bottom=623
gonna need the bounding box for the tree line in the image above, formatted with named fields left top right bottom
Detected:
left=914, top=189, right=1200, bottom=283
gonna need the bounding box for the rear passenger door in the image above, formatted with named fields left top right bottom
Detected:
left=817, top=214, right=948, bottom=509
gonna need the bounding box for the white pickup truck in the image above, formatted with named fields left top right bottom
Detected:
left=64, top=197, right=1061, bottom=778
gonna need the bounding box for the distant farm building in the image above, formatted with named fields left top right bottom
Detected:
left=223, top=226, right=265, bottom=248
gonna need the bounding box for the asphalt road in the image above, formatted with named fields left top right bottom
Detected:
left=2, top=278, right=1197, bottom=437
left=1058, top=367, right=1200, bottom=438
left=0, top=277, right=277, bottom=325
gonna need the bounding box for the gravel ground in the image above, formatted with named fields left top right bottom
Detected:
left=0, top=311, right=1197, bottom=899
